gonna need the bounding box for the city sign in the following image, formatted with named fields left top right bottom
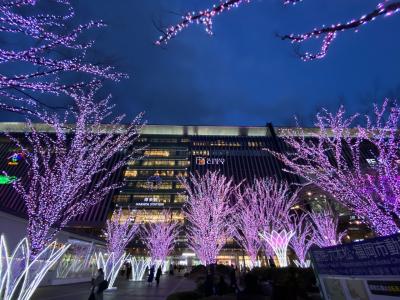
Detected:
left=310, top=233, right=400, bottom=299
left=195, top=157, right=225, bottom=166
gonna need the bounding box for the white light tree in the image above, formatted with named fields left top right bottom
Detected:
left=98, top=208, right=139, bottom=288
left=179, top=171, right=238, bottom=266
left=0, top=1, right=142, bottom=299
left=257, top=178, right=300, bottom=267
left=1, top=87, right=144, bottom=299
left=288, top=213, right=315, bottom=268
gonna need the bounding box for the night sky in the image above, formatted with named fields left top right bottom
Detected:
left=10, top=0, right=400, bottom=126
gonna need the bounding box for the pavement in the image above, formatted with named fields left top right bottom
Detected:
left=32, top=275, right=197, bottom=300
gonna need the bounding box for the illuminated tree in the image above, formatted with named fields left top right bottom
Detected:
left=0, top=0, right=126, bottom=115
left=233, top=186, right=264, bottom=268
left=309, top=204, right=346, bottom=248
left=141, top=211, right=180, bottom=266
left=179, top=171, right=237, bottom=265
left=103, top=208, right=139, bottom=261
left=257, top=178, right=300, bottom=267
left=288, top=213, right=315, bottom=268
left=8, top=87, right=144, bottom=255
left=260, top=230, right=294, bottom=267
left=267, top=101, right=400, bottom=236
left=257, top=178, right=299, bottom=233
left=100, top=208, right=139, bottom=288
left=155, top=1, right=400, bottom=61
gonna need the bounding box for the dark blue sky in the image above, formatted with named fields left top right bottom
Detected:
left=76, top=0, right=400, bottom=126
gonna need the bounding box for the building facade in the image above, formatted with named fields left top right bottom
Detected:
left=0, top=123, right=368, bottom=266
left=113, top=124, right=297, bottom=225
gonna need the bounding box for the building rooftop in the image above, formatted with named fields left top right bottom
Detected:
left=0, top=122, right=328, bottom=137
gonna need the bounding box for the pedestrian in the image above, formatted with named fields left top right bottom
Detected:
left=155, top=266, right=162, bottom=286
left=229, top=266, right=238, bottom=292
left=147, top=265, right=155, bottom=286
left=126, top=262, right=132, bottom=280
left=217, top=275, right=228, bottom=295
left=91, top=268, right=107, bottom=300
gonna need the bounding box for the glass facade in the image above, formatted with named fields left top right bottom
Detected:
left=115, top=136, right=190, bottom=222
left=0, top=123, right=368, bottom=242
left=113, top=126, right=295, bottom=226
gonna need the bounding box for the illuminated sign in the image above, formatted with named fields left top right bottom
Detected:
left=7, top=151, right=26, bottom=166
left=135, top=197, right=164, bottom=207
left=195, top=157, right=225, bottom=166
left=0, top=175, right=17, bottom=185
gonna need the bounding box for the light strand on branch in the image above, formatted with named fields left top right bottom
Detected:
left=103, top=208, right=139, bottom=260
left=140, top=210, right=180, bottom=266
left=309, top=204, right=346, bottom=247
left=288, top=213, right=315, bottom=268
left=179, top=171, right=238, bottom=265
left=155, top=0, right=251, bottom=45
left=233, top=185, right=264, bottom=268
left=280, top=1, right=400, bottom=61
left=0, top=0, right=127, bottom=114
left=266, top=100, right=400, bottom=236
left=8, top=87, right=145, bottom=255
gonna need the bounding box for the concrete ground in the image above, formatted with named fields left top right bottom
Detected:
left=32, top=275, right=196, bottom=300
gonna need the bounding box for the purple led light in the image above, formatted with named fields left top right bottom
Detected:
left=179, top=171, right=237, bottom=265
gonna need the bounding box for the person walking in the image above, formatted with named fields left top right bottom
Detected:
left=126, top=262, right=132, bottom=280
left=229, top=266, right=238, bottom=293
left=155, top=266, right=162, bottom=286
left=147, top=265, right=155, bottom=286
left=91, top=268, right=106, bottom=300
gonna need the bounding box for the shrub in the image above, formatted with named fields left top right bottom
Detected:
left=249, top=267, right=316, bottom=291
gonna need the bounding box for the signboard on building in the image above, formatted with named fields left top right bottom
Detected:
left=195, top=157, right=225, bottom=166
left=310, top=233, right=400, bottom=300
left=135, top=197, right=164, bottom=207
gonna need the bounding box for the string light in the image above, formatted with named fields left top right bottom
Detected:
left=179, top=171, right=237, bottom=265
left=267, top=100, right=400, bottom=236
left=308, top=205, right=346, bottom=248
left=288, top=213, right=315, bottom=268
left=280, top=1, right=400, bottom=61
left=233, top=185, right=264, bottom=268
left=155, top=1, right=400, bottom=62
left=0, top=235, right=70, bottom=300
left=0, top=0, right=127, bottom=115
left=8, top=87, right=144, bottom=256
left=128, top=257, right=151, bottom=281
left=100, top=208, right=139, bottom=288
left=140, top=210, right=179, bottom=267
left=155, top=0, right=251, bottom=45
left=260, top=230, right=294, bottom=267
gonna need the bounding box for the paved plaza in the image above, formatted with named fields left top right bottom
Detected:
left=32, top=275, right=196, bottom=300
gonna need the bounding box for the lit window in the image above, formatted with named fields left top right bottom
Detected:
left=124, top=170, right=138, bottom=177
left=174, top=194, right=188, bottom=203
left=114, top=195, right=131, bottom=203
left=144, top=150, right=170, bottom=157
